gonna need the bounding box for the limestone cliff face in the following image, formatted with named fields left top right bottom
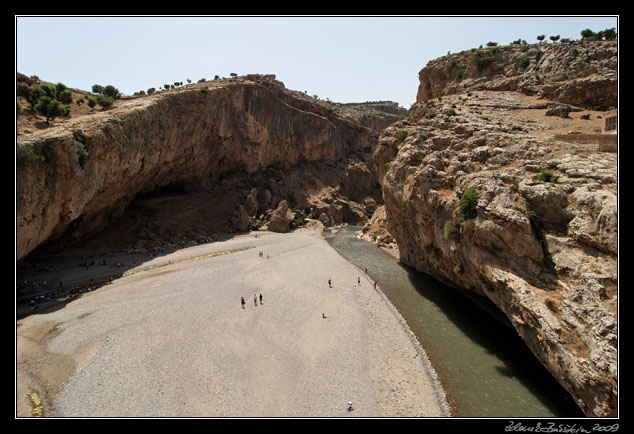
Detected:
left=374, top=85, right=617, bottom=415
left=332, top=102, right=408, bottom=132
left=417, top=40, right=617, bottom=110
left=17, top=76, right=391, bottom=259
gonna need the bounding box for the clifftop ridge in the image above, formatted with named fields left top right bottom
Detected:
left=417, top=40, right=617, bottom=110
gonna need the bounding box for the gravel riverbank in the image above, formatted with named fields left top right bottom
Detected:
left=16, top=229, right=450, bottom=418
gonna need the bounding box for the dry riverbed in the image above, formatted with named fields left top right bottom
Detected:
left=16, top=229, right=449, bottom=418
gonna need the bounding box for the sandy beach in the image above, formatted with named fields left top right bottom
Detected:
left=16, top=228, right=450, bottom=418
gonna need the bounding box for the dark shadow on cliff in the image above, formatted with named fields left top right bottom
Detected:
left=17, top=156, right=382, bottom=321
left=16, top=230, right=250, bottom=322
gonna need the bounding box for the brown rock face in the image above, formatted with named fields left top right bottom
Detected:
left=417, top=40, right=617, bottom=110
left=266, top=200, right=294, bottom=233
left=331, top=101, right=408, bottom=131
left=16, top=76, right=397, bottom=259
left=374, top=88, right=617, bottom=417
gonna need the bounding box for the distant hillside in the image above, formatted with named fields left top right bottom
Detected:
left=17, top=72, right=406, bottom=138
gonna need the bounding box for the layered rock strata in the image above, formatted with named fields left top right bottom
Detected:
left=373, top=89, right=617, bottom=417
left=417, top=40, right=617, bottom=110
left=16, top=75, right=396, bottom=259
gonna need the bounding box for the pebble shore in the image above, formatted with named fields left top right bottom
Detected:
left=16, top=229, right=450, bottom=418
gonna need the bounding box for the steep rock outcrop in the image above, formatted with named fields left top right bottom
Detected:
left=417, top=40, right=617, bottom=110
left=374, top=90, right=617, bottom=417
left=266, top=200, right=294, bottom=233
left=16, top=76, right=393, bottom=259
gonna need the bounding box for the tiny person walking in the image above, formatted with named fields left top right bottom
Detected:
left=241, top=297, right=246, bottom=309
left=254, top=294, right=258, bottom=306
left=328, top=278, right=332, bottom=288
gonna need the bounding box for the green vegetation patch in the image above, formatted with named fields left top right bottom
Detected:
left=458, top=187, right=479, bottom=221
left=476, top=56, right=494, bottom=71
left=537, top=170, right=559, bottom=183
left=17, top=144, right=44, bottom=166
left=518, top=57, right=531, bottom=69
left=76, top=140, right=89, bottom=169
left=394, top=130, right=408, bottom=141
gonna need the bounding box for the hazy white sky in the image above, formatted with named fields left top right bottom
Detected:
left=15, top=15, right=618, bottom=108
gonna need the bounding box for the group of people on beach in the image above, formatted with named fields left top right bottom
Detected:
left=238, top=265, right=377, bottom=311
left=329, top=274, right=377, bottom=290
left=241, top=293, right=263, bottom=308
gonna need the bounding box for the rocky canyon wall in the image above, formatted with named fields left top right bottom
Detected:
left=17, top=76, right=397, bottom=259
left=373, top=40, right=617, bottom=417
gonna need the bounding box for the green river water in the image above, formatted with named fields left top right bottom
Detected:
left=325, top=226, right=584, bottom=418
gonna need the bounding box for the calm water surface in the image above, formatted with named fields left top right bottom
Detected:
left=325, top=226, right=583, bottom=418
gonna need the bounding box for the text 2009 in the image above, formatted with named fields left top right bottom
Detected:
left=593, top=425, right=619, bottom=433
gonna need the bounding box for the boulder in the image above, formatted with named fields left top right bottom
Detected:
left=267, top=200, right=294, bottom=233
left=305, top=219, right=326, bottom=232
left=315, top=212, right=328, bottom=226
left=545, top=103, right=571, bottom=118
left=362, top=196, right=377, bottom=214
